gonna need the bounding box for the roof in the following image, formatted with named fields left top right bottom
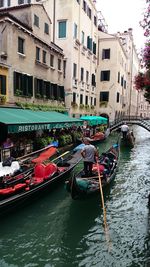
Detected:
left=0, top=108, right=82, bottom=133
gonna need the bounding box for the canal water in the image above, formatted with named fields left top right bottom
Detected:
left=0, top=126, right=150, bottom=267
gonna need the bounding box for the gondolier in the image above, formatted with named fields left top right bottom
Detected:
left=121, top=123, right=129, bottom=139
left=81, top=138, right=99, bottom=176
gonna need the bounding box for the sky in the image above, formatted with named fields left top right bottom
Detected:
left=96, top=0, right=147, bottom=52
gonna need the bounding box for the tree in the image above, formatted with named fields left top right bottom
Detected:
left=137, top=0, right=150, bottom=103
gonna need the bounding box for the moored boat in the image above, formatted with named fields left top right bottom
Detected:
left=0, top=148, right=81, bottom=215
left=65, top=143, right=120, bottom=200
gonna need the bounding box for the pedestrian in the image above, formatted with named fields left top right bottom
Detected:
left=81, top=137, right=99, bottom=176
left=121, top=122, right=129, bottom=139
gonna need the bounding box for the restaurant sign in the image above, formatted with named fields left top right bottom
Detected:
left=8, top=122, right=82, bottom=133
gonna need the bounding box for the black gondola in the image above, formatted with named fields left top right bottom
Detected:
left=0, top=149, right=81, bottom=215
left=65, top=143, right=120, bottom=200
left=121, top=130, right=135, bottom=148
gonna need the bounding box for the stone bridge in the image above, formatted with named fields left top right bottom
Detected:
left=110, top=116, right=150, bottom=132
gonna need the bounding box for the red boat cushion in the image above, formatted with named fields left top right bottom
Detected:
left=58, top=167, right=67, bottom=173
left=0, top=187, right=15, bottom=195
left=32, top=147, right=57, bottom=163
left=45, top=163, right=58, bottom=178
left=14, top=183, right=26, bottom=191
left=34, top=163, right=46, bottom=178
left=92, top=164, right=105, bottom=173
left=32, top=177, right=44, bottom=185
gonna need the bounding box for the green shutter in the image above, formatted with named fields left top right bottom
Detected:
left=59, top=21, right=66, bottom=38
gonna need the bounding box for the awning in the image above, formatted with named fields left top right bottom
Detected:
left=0, top=108, right=83, bottom=133
left=80, top=115, right=108, bottom=126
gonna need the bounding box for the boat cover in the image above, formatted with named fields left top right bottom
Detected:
left=32, top=147, right=57, bottom=163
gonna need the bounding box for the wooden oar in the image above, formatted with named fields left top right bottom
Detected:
left=97, top=161, right=106, bottom=224
left=52, top=151, right=70, bottom=162
left=97, top=161, right=111, bottom=251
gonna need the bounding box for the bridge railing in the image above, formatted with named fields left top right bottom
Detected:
left=110, top=116, right=150, bottom=130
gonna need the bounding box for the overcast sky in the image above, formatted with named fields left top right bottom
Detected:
left=96, top=0, right=147, bottom=52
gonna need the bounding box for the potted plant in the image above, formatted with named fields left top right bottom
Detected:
left=0, top=94, right=6, bottom=104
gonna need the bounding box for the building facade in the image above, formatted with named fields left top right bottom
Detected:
left=42, top=0, right=98, bottom=117
left=0, top=4, right=65, bottom=107
left=97, top=29, right=140, bottom=121
left=0, top=1, right=141, bottom=121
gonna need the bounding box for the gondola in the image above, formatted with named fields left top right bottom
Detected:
left=77, top=129, right=109, bottom=145
left=65, top=143, right=120, bottom=200
left=121, top=130, right=135, bottom=148
left=0, top=148, right=81, bottom=215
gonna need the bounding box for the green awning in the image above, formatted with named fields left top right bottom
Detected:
left=80, top=115, right=108, bottom=126
left=0, top=108, right=83, bottom=133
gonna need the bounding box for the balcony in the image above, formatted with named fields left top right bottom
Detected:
left=86, top=84, right=90, bottom=91
left=99, top=101, right=108, bottom=108
left=72, top=79, right=78, bottom=88
left=80, top=81, right=85, bottom=91
left=74, top=39, right=80, bottom=50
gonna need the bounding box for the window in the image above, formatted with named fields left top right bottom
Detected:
left=58, top=59, right=61, bottom=70
left=18, top=0, right=24, bottom=4
left=44, top=23, right=49, bottom=34
left=116, top=92, right=120, bottom=103
left=34, top=14, right=39, bottom=27
left=85, top=95, right=88, bottom=105
left=0, top=75, right=6, bottom=95
left=73, top=63, right=77, bottom=78
left=14, top=71, right=33, bottom=97
left=0, top=0, right=4, bottom=7
left=100, top=70, right=110, bottom=81
left=94, top=16, right=97, bottom=26
left=87, top=7, right=91, bottom=19
left=73, top=92, right=76, bottom=103
left=81, top=67, right=84, bottom=81
left=91, top=73, right=96, bottom=86
left=94, top=98, right=96, bottom=106
left=42, top=50, right=46, bottom=64
left=83, top=1, right=86, bottom=12
left=7, top=0, right=11, bottom=6
left=121, top=76, right=124, bottom=86
left=93, top=42, right=96, bottom=55
left=118, top=72, right=120, bottom=83
left=80, top=94, right=83, bottom=104
left=74, top=23, right=77, bottom=39
left=18, top=37, right=24, bottom=54
left=58, top=21, right=66, bottom=38
left=124, top=80, right=126, bottom=89
left=76, top=0, right=80, bottom=3
left=87, top=36, right=92, bottom=50
left=102, top=49, right=110, bottom=59
left=86, top=71, right=89, bottom=83
left=63, top=60, right=66, bottom=78
left=50, top=54, right=54, bottom=67
left=91, top=97, right=93, bottom=105
left=100, top=91, right=109, bottom=102
left=36, top=47, right=40, bottom=61
left=81, top=31, right=84, bottom=45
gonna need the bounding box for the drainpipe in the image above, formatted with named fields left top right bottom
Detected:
left=53, top=0, right=56, bottom=43
left=128, top=39, right=133, bottom=119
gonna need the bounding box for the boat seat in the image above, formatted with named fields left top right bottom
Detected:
left=34, top=163, right=46, bottom=178
left=44, top=163, right=58, bottom=180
